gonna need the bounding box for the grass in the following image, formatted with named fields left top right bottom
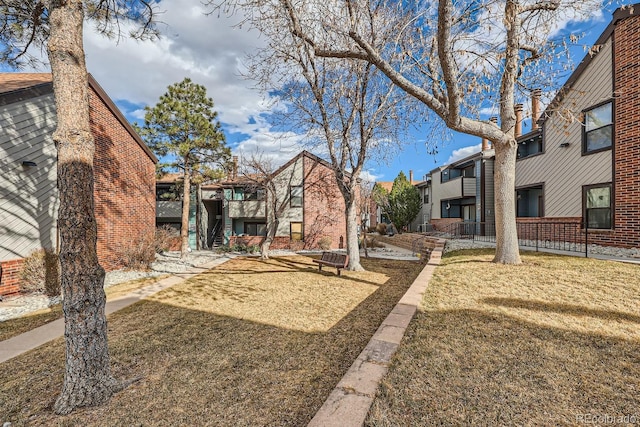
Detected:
left=0, top=276, right=168, bottom=343
left=0, top=255, right=422, bottom=426
left=366, top=249, right=640, bottom=426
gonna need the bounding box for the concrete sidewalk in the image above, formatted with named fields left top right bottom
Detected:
left=0, top=255, right=234, bottom=364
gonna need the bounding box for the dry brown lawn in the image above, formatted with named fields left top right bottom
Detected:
left=0, top=255, right=422, bottom=426
left=0, top=276, right=168, bottom=342
left=366, top=249, right=640, bottom=426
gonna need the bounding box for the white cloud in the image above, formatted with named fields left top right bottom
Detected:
left=446, top=143, right=483, bottom=164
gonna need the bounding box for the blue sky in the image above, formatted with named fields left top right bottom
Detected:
left=8, top=0, right=621, bottom=183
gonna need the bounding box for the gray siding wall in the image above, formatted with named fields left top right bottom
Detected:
left=273, top=156, right=304, bottom=236
left=0, top=93, right=59, bottom=261
left=483, top=159, right=495, bottom=222
left=515, top=38, right=613, bottom=217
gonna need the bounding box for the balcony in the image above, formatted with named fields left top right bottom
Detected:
left=439, top=176, right=476, bottom=199
left=156, top=201, right=182, bottom=219
left=229, top=200, right=266, bottom=218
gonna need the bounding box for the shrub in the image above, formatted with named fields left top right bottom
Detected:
left=119, top=232, right=156, bottom=270
left=317, top=236, right=332, bottom=250
left=365, top=236, right=385, bottom=249
left=376, top=223, right=388, bottom=235
left=154, top=225, right=181, bottom=253
left=20, top=249, right=60, bottom=296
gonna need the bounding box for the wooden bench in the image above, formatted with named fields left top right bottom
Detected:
left=313, top=252, right=349, bottom=276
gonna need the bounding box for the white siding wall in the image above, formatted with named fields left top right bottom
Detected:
left=273, top=156, right=304, bottom=235
left=0, top=94, right=59, bottom=261
left=515, top=38, right=613, bottom=217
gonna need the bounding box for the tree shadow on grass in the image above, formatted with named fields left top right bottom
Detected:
left=0, top=258, right=422, bottom=426
left=482, top=297, right=640, bottom=324
left=366, top=307, right=640, bottom=426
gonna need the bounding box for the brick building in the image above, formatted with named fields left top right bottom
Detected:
left=513, top=5, right=640, bottom=248
left=199, top=151, right=349, bottom=250
left=0, top=73, right=157, bottom=296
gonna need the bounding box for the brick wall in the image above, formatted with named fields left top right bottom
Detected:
left=0, top=259, right=25, bottom=296
left=431, top=218, right=463, bottom=231
left=611, top=13, right=640, bottom=248
left=90, top=87, right=156, bottom=271
left=303, top=155, right=347, bottom=250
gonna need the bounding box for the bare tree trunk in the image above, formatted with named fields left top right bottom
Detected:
left=493, top=141, right=522, bottom=264
left=47, top=0, right=118, bottom=415
left=180, top=163, right=191, bottom=259
left=261, top=222, right=277, bottom=260
left=345, top=199, right=364, bottom=271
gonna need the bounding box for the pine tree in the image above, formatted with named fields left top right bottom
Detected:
left=137, top=78, right=230, bottom=258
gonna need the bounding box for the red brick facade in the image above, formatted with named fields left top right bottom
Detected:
left=302, top=154, right=347, bottom=250
left=0, top=259, right=25, bottom=296
left=90, top=82, right=156, bottom=270
left=608, top=13, right=640, bottom=248
left=0, top=76, right=156, bottom=296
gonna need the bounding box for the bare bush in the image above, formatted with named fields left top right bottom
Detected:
left=154, top=225, right=181, bottom=253
left=119, top=233, right=156, bottom=271
left=317, top=236, right=332, bottom=250
left=20, top=249, right=60, bottom=296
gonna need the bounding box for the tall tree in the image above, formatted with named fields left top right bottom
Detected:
left=138, top=78, right=230, bottom=259
left=388, top=172, right=421, bottom=232
left=220, top=6, right=412, bottom=271
left=219, top=0, right=601, bottom=264
left=1, top=0, right=157, bottom=415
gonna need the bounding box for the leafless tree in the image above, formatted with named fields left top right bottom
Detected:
left=216, top=2, right=414, bottom=270
left=1, top=0, right=157, bottom=415
left=216, top=0, right=602, bottom=264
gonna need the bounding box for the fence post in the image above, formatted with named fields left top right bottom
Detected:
left=536, top=223, right=539, bottom=252
left=584, top=216, right=589, bottom=258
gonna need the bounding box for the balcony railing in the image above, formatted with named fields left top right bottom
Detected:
left=438, top=176, right=476, bottom=199
left=228, top=200, right=266, bottom=218
left=156, top=200, right=182, bottom=218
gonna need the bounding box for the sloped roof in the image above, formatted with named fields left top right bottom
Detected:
left=375, top=181, right=393, bottom=192
left=0, top=72, right=157, bottom=164
left=0, top=73, right=52, bottom=93
left=542, top=4, right=640, bottom=122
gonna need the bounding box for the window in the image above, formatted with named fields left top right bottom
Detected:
left=244, top=222, right=267, bottom=236
left=233, top=187, right=244, bottom=201
left=244, top=189, right=265, bottom=201
left=583, top=102, right=613, bottom=154
left=290, top=186, right=303, bottom=207
left=290, top=222, right=303, bottom=241
left=423, top=193, right=429, bottom=204
left=516, top=185, right=544, bottom=217
left=584, top=184, right=612, bottom=229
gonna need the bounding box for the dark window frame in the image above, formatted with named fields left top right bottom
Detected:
left=290, top=185, right=303, bottom=207
left=290, top=222, right=304, bottom=241
left=244, top=222, right=267, bottom=236
left=583, top=183, right=613, bottom=229
left=582, top=100, right=613, bottom=155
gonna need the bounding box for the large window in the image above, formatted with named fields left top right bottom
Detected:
left=244, top=222, right=267, bottom=236
left=290, top=186, right=303, bottom=207
left=583, top=102, right=613, bottom=154
left=584, top=184, right=612, bottom=229
left=290, top=222, right=303, bottom=240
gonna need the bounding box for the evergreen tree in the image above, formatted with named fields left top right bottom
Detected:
left=138, top=78, right=230, bottom=258
left=388, top=172, right=421, bottom=232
